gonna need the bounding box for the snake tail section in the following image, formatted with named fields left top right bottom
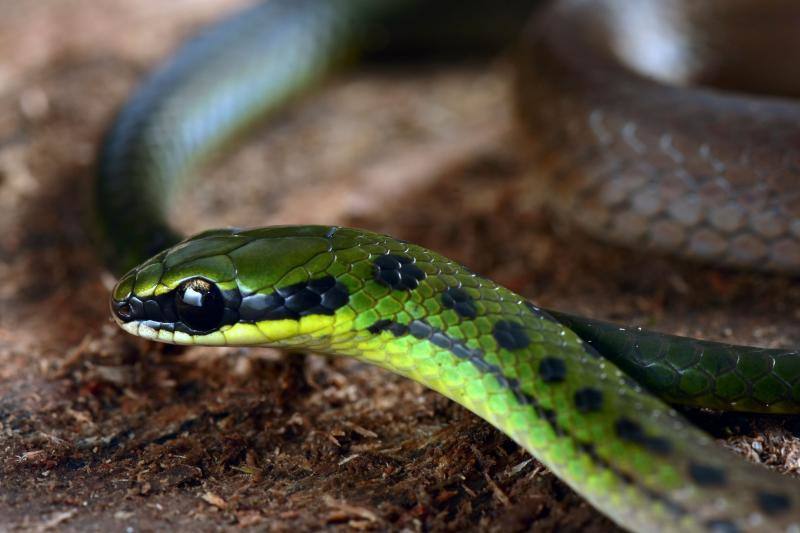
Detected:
left=109, top=226, right=800, bottom=532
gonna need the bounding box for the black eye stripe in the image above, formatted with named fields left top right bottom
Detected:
left=239, top=276, right=349, bottom=321
left=143, top=299, right=163, bottom=321
left=112, top=275, right=349, bottom=335
left=113, top=278, right=240, bottom=334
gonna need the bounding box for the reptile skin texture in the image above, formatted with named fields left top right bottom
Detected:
left=516, top=0, right=800, bottom=271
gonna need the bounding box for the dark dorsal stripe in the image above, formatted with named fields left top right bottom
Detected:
left=366, top=316, right=685, bottom=518
left=122, top=276, right=349, bottom=335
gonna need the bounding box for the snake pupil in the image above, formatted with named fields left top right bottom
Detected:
left=175, top=278, right=224, bottom=332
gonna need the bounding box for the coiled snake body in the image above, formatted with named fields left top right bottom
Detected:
left=98, top=1, right=800, bottom=531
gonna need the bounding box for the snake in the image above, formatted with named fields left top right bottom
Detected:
left=95, top=0, right=800, bottom=531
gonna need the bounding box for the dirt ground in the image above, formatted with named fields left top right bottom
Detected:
left=2, top=1, right=800, bottom=531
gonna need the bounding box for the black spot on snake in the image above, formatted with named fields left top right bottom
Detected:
left=441, top=287, right=477, bottom=318
left=688, top=463, right=727, bottom=487
left=367, top=319, right=408, bottom=336
left=373, top=253, right=426, bottom=291
left=367, top=319, right=392, bottom=334
left=539, top=357, right=567, bottom=383
left=757, top=491, right=791, bottom=515
left=573, top=387, right=603, bottom=413
left=705, top=519, right=740, bottom=533
left=493, top=320, right=530, bottom=350
left=614, top=418, right=673, bottom=456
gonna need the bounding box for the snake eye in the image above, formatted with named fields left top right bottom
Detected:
left=175, top=278, right=224, bottom=332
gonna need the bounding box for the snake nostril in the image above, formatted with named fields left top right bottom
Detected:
left=114, top=301, right=134, bottom=321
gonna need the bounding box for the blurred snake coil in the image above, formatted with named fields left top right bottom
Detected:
left=96, top=1, right=800, bottom=532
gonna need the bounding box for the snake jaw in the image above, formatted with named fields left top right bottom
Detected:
left=119, top=321, right=139, bottom=336
left=131, top=322, right=158, bottom=341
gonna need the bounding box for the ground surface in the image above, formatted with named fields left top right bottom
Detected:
left=2, top=1, right=800, bottom=531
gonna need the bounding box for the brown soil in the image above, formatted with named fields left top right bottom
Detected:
left=2, top=2, right=800, bottom=531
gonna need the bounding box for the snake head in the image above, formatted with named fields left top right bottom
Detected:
left=111, top=227, right=246, bottom=344
left=109, top=225, right=384, bottom=347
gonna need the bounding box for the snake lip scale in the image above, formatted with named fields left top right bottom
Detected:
left=97, top=1, right=800, bottom=531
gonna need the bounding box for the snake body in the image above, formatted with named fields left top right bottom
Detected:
left=98, top=1, right=800, bottom=531
left=517, top=0, right=800, bottom=271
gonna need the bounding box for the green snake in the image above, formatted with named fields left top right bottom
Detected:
left=96, top=1, right=800, bottom=531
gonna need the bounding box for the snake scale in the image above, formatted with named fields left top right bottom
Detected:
left=96, top=1, right=800, bottom=531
